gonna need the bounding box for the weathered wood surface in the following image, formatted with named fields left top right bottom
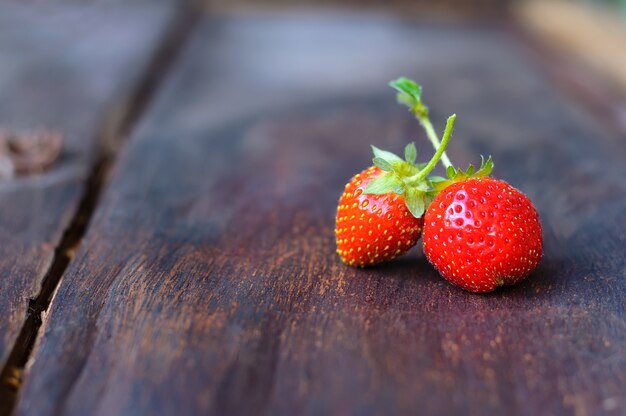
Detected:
left=17, top=14, right=626, bottom=415
left=0, top=0, right=176, bottom=394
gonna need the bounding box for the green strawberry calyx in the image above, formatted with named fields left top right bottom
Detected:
left=364, top=114, right=456, bottom=218
left=430, top=156, right=494, bottom=192
left=364, top=77, right=497, bottom=218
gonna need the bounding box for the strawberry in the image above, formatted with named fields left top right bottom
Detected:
left=335, top=165, right=424, bottom=266
left=388, top=77, right=543, bottom=292
left=336, top=115, right=457, bottom=267
left=337, top=75, right=544, bottom=286
left=423, top=163, right=543, bottom=293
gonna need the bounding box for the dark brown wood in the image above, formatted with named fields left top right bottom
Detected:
left=16, top=14, right=626, bottom=415
left=0, top=0, right=177, bottom=406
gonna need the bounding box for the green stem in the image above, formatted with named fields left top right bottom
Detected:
left=417, top=115, right=453, bottom=168
left=407, top=114, right=456, bottom=183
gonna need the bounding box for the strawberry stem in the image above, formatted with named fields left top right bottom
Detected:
left=417, top=115, right=453, bottom=168
left=389, top=77, right=453, bottom=168
left=407, top=114, right=456, bottom=183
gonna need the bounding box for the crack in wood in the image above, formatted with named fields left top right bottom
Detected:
left=0, top=5, right=199, bottom=415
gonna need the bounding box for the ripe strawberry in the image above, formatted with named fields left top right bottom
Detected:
left=423, top=174, right=543, bottom=293
left=335, top=165, right=424, bottom=266
left=388, top=76, right=543, bottom=292
left=336, top=113, right=457, bottom=267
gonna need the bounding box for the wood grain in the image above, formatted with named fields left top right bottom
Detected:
left=17, top=14, right=626, bottom=415
left=0, top=0, right=176, bottom=396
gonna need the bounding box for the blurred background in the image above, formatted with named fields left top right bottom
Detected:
left=204, top=0, right=626, bottom=99
left=1, top=0, right=625, bottom=181
left=197, top=0, right=626, bottom=154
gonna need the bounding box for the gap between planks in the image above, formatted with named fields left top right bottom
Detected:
left=0, top=5, right=200, bottom=415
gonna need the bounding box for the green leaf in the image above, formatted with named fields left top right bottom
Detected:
left=404, top=142, right=417, bottom=164
left=474, top=155, right=494, bottom=177
left=364, top=173, right=400, bottom=195
left=396, top=93, right=414, bottom=108
left=413, top=181, right=431, bottom=192
left=371, top=145, right=403, bottom=163
left=372, top=157, right=393, bottom=171
left=429, top=175, right=454, bottom=193
left=389, top=78, right=428, bottom=116
left=428, top=175, right=447, bottom=183
left=425, top=191, right=439, bottom=208
left=389, top=77, right=422, bottom=104
left=392, top=184, right=405, bottom=194
left=404, top=188, right=426, bottom=218
left=429, top=155, right=494, bottom=193
left=431, top=180, right=453, bottom=192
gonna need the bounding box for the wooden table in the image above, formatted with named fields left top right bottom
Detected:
left=1, top=3, right=625, bottom=415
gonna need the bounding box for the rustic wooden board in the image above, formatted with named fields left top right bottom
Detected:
left=0, top=0, right=176, bottom=397
left=17, top=14, right=626, bottom=415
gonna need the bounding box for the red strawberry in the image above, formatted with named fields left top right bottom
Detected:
left=423, top=176, right=543, bottom=293
left=336, top=166, right=424, bottom=266
left=335, top=114, right=457, bottom=267
left=388, top=76, right=543, bottom=292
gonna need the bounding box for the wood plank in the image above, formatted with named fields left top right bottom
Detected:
left=0, top=0, right=177, bottom=401
left=17, top=13, right=626, bottom=415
